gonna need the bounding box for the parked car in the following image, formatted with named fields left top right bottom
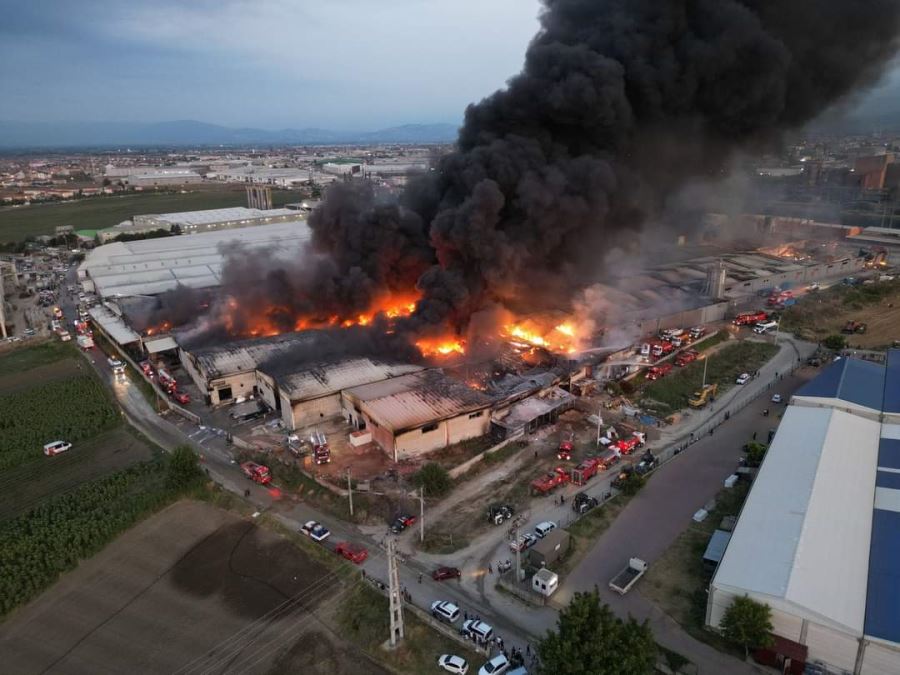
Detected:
left=432, top=566, right=462, bottom=581
left=461, top=619, right=494, bottom=643
left=390, top=513, right=416, bottom=533
left=736, top=373, right=751, bottom=385
left=479, top=654, right=510, bottom=675
left=43, top=440, right=72, bottom=456
left=169, top=389, right=190, bottom=405
left=139, top=361, right=154, bottom=377
left=431, top=600, right=461, bottom=624
left=534, top=521, right=558, bottom=538
left=508, top=533, right=538, bottom=552
left=771, top=394, right=783, bottom=404
left=334, top=541, right=368, bottom=564
left=301, top=520, right=331, bottom=542
left=438, top=654, right=470, bottom=675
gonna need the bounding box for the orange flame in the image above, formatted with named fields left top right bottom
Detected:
left=415, top=337, right=466, bottom=357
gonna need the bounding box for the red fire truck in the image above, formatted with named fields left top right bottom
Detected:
left=645, top=363, right=673, bottom=380
left=733, top=311, right=768, bottom=326
left=240, top=461, right=272, bottom=485
left=531, top=467, right=571, bottom=495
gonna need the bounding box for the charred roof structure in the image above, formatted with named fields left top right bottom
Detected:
left=342, top=370, right=493, bottom=460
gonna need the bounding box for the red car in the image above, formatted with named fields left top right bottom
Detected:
left=335, top=541, right=368, bottom=564
left=391, top=514, right=417, bottom=533
left=139, top=361, right=154, bottom=377
left=169, top=389, right=190, bottom=404
left=432, top=566, right=461, bottom=581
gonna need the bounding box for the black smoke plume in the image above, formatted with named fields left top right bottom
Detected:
left=183, top=0, right=900, bottom=350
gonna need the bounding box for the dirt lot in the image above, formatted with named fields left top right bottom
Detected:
left=0, top=500, right=383, bottom=675
left=781, top=279, right=900, bottom=348
left=0, top=427, right=158, bottom=521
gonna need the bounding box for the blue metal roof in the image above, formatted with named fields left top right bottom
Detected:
left=878, top=439, right=900, bottom=471
left=875, top=471, right=900, bottom=490
left=794, top=357, right=885, bottom=411
left=884, top=349, right=900, bottom=414
left=865, top=508, right=900, bottom=643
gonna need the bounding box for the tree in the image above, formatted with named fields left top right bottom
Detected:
left=412, top=462, right=451, bottom=496
left=167, top=445, right=204, bottom=491
left=744, top=442, right=768, bottom=467
left=720, top=595, right=774, bottom=658
left=618, top=471, right=645, bottom=496
left=822, top=334, right=847, bottom=350
left=537, top=588, right=656, bottom=675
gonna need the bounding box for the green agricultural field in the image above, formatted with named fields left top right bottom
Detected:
left=0, top=374, right=119, bottom=470
left=0, top=187, right=297, bottom=242
left=641, top=340, right=779, bottom=415
left=0, top=340, right=75, bottom=377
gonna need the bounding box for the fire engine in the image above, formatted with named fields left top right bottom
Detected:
left=240, top=461, right=272, bottom=485
left=674, top=349, right=699, bottom=367
left=531, top=466, right=571, bottom=495
left=612, top=432, right=645, bottom=456
left=557, top=426, right=575, bottom=460
left=650, top=340, right=675, bottom=359
left=767, top=290, right=795, bottom=308
left=645, top=363, right=673, bottom=380
left=732, top=311, right=768, bottom=326
left=310, top=429, right=331, bottom=464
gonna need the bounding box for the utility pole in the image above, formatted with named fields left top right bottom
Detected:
left=514, top=524, right=521, bottom=582
left=386, top=538, right=405, bottom=646
left=595, top=407, right=603, bottom=447
left=419, top=486, right=425, bottom=543
left=346, top=468, right=354, bottom=517
left=701, top=354, right=709, bottom=388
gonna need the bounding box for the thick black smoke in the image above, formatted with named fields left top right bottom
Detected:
left=320, top=0, right=899, bottom=328
left=188, top=0, right=900, bottom=349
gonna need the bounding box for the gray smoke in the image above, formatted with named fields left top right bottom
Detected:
left=186, top=0, right=900, bottom=350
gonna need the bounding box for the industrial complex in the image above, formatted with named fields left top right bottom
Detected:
left=708, top=352, right=900, bottom=673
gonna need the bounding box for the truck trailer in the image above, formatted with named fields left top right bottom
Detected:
left=609, top=557, right=648, bottom=594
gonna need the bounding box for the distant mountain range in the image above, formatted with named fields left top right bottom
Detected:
left=0, top=120, right=460, bottom=149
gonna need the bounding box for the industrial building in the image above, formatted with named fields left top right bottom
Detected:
left=707, top=352, right=900, bottom=674
left=256, top=358, right=423, bottom=430
left=79, top=220, right=310, bottom=298
left=180, top=332, right=318, bottom=406
left=342, top=370, right=493, bottom=460
left=131, top=206, right=305, bottom=234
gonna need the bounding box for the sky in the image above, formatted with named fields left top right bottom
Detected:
left=0, top=0, right=542, bottom=130
left=1, top=0, right=898, bottom=132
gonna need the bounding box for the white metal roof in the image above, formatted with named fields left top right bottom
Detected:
left=149, top=207, right=299, bottom=226
left=713, top=405, right=881, bottom=635
left=79, top=221, right=310, bottom=298
left=189, top=332, right=318, bottom=380
left=88, top=305, right=141, bottom=345
left=273, top=359, right=423, bottom=403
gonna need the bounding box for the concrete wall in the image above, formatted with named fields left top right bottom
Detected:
left=392, top=409, right=490, bottom=460
left=208, top=371, right=257, bottom=406
left=290, top=393, right=342, bottom=431
left=705, top=586, right=900, bottom=674
left=255, top=370, right=279, bottom=412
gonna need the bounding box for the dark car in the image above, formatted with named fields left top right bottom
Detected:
left=572, top=492, right=599, bottom=515
left=390, top=514, right=416, bottom=533
left=432, top=566, right=462, bottom=581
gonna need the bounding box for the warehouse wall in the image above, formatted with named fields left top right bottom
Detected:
left=255, top=370, right=279, bottom=411
left=290, top=394, right=342, bottom=430
left=862, top=640, right=900, bottom=674
left=392, top=408, right=490, bottom=459
left=208, top=371, right=257, bottom=406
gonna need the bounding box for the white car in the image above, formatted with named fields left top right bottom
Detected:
left=301, top=520, right=331, bottom=542
left=43, top=440, right=72, bottom=456
left=478, top=654, right=510, bottom=675
left=534, top=521, right=557, bottom=538
left=438, top=654, right=469, bottom=674
left=736, top=373, right=751, bottom=385
left=771, top=394, right=783, bottom=404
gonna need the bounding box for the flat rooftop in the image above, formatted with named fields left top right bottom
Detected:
left=79, top=221, right=310, bottom=298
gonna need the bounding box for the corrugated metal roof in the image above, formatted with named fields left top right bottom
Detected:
left=865, top=509, right=900, bottom=643
left=702, top=530, right=732, bottom=565
left=713, top=406, right=880, bottom=635
left=884, top=349, right=900, bottom=414
left=88, top=305, right=141, bottom=345
left=794, top=356, right=886, bottom=411
left=273, top=359, right=422, bottom=402
left=190, top=332, right=317, bottom=379
left=347, top=370, right=491, bottom=432
left=145, top=336, right=178, bottom=354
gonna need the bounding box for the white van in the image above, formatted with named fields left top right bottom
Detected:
left=753, top=320, right=778, bottom=334
left=43, top=440, right=72, bottom=456
left=431, top=600, right=461, bottom=624
left=462, top=619, right=493, bottom=643
left=534, top=521, right=557, bottom=539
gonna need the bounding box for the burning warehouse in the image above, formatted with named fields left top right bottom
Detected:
left=257, top=358, right=423, bottom=431
left=341, top=370, right=493, bottom=461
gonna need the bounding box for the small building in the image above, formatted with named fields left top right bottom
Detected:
left=702, top=529, right=732, bottom=574
left=491, top=385, right=574, bottom=442
left=256, top=358, right=422, bottom=431
left=341, top=370, right=492, bottom=461
left=528, top=529, right=571, bottom=569
left=532, top=568, right=559, bottom=597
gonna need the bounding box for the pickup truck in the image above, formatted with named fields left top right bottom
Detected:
left=531, top=466, right=570, bottom=495
left=609, top=557, right=648, bottom=594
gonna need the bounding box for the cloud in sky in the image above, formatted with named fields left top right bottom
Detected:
left=0, top=0, right=542, bottom=129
